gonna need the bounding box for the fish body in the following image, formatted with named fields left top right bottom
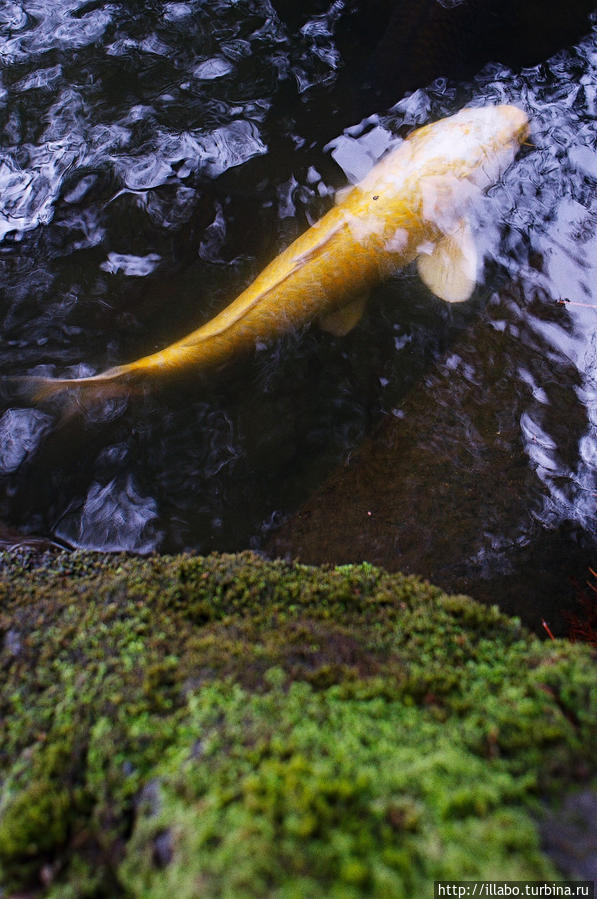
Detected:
left=24, top=104, right=528, bottom=402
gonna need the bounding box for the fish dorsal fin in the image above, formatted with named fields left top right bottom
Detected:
left=319, top=291, right=368, bottom=336
left=416, top=218, right=477, bottom=303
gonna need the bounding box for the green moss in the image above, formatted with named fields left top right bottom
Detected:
left=118, top=678, right=558, bottom=898
left=0, top=549, right=595, bottom=896
left=0, top=778, right=71, bottom=859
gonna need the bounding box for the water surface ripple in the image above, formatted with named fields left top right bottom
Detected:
left=0, top=1, right=596, bottom=627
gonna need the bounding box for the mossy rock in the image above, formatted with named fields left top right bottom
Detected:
left=0, top=549, right=595, bottom=896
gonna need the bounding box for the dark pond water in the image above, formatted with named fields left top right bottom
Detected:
left=0, top=1, right=596, bottom=629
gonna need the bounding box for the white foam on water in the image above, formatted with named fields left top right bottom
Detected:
left=0, top=408, right=52, bottom=473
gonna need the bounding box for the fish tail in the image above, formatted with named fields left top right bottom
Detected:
left=27, top=375, right=92, bottom=403
left=1, top=365, right=137, bottom=410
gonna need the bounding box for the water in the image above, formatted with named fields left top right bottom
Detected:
left=0, top=1, right=596, bottom=627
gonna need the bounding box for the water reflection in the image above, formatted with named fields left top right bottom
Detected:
left=0, top=407, right=52, bottom=473
left=0, top=0, right=596, bottom=628
left=54, top=473, right=161, bottom=552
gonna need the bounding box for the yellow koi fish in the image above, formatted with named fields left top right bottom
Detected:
left=21, top=104, right=528, bottom=403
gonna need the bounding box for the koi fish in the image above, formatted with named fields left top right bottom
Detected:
left=19, top=104, right=528, bottom=404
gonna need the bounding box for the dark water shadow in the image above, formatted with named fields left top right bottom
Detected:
left=266, top=278, right=597, bottom=635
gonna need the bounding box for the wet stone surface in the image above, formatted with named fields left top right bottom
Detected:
left=540, top=789, right=597, bottom=882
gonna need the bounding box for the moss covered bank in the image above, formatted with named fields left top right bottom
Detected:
left=0, top=549, right=595, bottom=897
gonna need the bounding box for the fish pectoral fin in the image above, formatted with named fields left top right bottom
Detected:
left=416, top=219, right=477, bottom=303
left=319, top=292, right=369, bottom=336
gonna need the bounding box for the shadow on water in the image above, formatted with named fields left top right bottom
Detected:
left=0, top=0, right=596, bottom=630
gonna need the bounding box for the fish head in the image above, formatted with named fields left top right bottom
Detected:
left=406, top=104, right=529, bottom=178
left=405, top=105, right=529, bottom=299
left=418, top=104, right=529, bottom=189
left=397, top=104, right=529, bottom=233
left=457, top=104, right=529, bottom=142
left=457, top=103, right=529, bottom=163
left=489, top=104, right=529, bottom=145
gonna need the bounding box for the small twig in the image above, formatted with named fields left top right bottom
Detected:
left=542, top=619, right=556, bottom=641
left=555, top=298, right=597, bottom=310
